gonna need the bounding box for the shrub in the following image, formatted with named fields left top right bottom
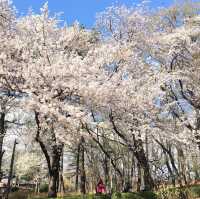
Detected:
left=138, top=191, right=157, bottom=199
left=11, top=186, right=20, bottom=192
left=94, top=194, right=111, bottom=199
left=111, top=192, right=153, bottom=199
left=189, top=185, right=200, bottom=198
left=39, top=183, right=48, bottom=193
left=157, top=187, right=183, bottom=199
left=111, top=192, right=121, bottom=199
left=157, top=186, right=200, bottom=199
left=20, top=175, right=32, bottom=181
left=121, top=192, right=143, bottom=199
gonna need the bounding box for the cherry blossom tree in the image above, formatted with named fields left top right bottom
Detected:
left=0, top=0, right=200, bottom=197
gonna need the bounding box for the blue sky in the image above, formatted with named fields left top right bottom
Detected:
left=12, top=0, right=173, bottom=28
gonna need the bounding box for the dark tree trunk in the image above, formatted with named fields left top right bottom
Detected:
left=137, top=162, right=141, bottom=192
left=5, top=139, right=18, bottom=199
left=130, top=155, right=135, bottom=191
left=109, top=111, right=154, bottom=191
left=167, top=145, right=182, bottom=186
left=47, top=145, right=62, bottom=198
left=48, top=167, right=59, bottom=198
left=84, top=123, right=124, bottom=187
left=123, top=152, right=131, bottom=193
left=44, top=147, right=62, bottom=198
left=108, top=111, right=154, bottom=191
left=164, top=151, right=175, bottom=186
left=134, top=138, right=154, bottom=191
left=58, top=145, right=65, bottom=195
left=103, top=155, right=109, bottom=192
left=80, top=136, right=86, bottom=194
left=155, top=139, right=183, bottom=186
left=136, top=153, right=154, bottom=191
left=145, top=132, right=149, bottom=161
left=0, top=113, right=5, bottom=180
left=75, top=143, right=80, bottom=192
left=177, top=147, right=187, bottom=185
left=35, top=112, right=62, bottom=198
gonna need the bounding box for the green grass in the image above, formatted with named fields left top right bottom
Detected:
left=29, top=195, right=110, bottom=199
left=29, top=192, right=155, bottom=199
left=9, top=184, right=200, bottom=199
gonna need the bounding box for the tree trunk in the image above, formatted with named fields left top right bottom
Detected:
left=48, top=150, right=61, bottom=198
left=5, top=139, right=18, bottom=199
left=103, top=155, right=109, bottom=193
left=155, top=139, right=182, bottom=186
left=58, top=145, right=65, bottom=195
left=80, top=136, right=86, bottom=194
left=130, top=155, right=135, bottom=191
left=177, top=147, right=187, bottom=185
left=167, top=145, right=182, bottom=186
left=75, top=143, right=80, bottom=192
left=85, top=124, right=123, bottom=187
left=0, top=113, right=5, bottom=180
left=108, top=112, right=154, bottom=191
left=164, top=151, right=175, bottom=186
left=137, top=162, right=141, bottom=192
left=48, top=171, right=59, bottom=197
left=134, top=138, right=154, bottom=191
left=35, top=112, right=62, bottom=198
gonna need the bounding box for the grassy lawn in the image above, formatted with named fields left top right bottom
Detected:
left=4, top=192, right=163, bottom=199
left=7, top=184, right=200, bottom=199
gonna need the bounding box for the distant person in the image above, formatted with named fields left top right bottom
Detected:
left=96, top=178, right=106, bottom=194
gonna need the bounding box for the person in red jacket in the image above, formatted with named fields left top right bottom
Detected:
left=96, top=178, right=106, bottom=194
